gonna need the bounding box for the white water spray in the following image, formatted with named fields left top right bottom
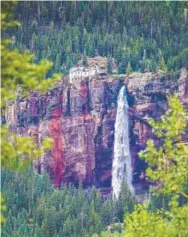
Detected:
left=112, top=86, right=134, bottom=199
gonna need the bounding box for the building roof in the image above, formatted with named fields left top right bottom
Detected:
left=69, top=65, right=97, bottom=73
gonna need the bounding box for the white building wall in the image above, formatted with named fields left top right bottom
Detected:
left=69, top=66, right=98, bottom=84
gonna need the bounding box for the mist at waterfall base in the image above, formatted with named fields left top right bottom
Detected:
left=112, top=86, right=134, bottom=199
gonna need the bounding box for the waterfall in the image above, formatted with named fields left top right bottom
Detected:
left=112, top=86, right=134, bottom=199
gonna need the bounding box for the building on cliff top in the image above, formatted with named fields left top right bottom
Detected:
left=69, top=66, right=99, bottom=84
left=69, top=56, right=117, bottom=84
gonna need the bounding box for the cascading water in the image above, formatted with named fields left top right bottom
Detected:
left=112, top=86, right=134, bottom=199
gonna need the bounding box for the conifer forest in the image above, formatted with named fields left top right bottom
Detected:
left=1, top=1, right=188, bottom=237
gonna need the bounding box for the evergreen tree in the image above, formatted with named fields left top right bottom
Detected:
left=41, top=208, right=56, bottom=237
left=1, top=1, right=54, bottom=224
left=126, top=62, right=133, bottom=75
left=158, top=56, right=167, bottom=73
left=82, top=54, right=88, bottom=67
left=115, top=181, right=135, bottom=222
left=10, top=1, right=188, bottom=75
left=107, top=57, right=113, bottom=74
left=125, top=95, right=188, bottom=237
left=2, top=167, right=132, bottom=236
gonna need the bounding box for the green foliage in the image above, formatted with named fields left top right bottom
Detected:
left=1, top=168, right=134, bottom=237
left=0, top=194, right=7, bottom=226
left=125, top=204, right=169, bottom=237
left=140, top=94, right=188, bottom=197
left=1, top=0, right=56, bottom=170
left=82, top=54, right=88, bottom=67
left=125, top=202, right=188, bottom=237
left=124, top=95, right=188, bottom=237
left=101, top=96, right=188, bottom=237
left=107, top=58, right=113, bottom=74
left=93, top=230, right=124, bottom=237
left=115, top=181, right=135, bottom=222
left=1, top=126, right=52, bottom=171
left=2, top=2, right=188, bottom=236
left=158, top=56, right=167, bottom=73
left=167, top=48, right=188, bottom=72
left=126, top=62, right=133, bottom=75
left=1, top=1, right=56, bottom=223
left=179, top=48, right=188, bottom=69
left=12, top=1, right=188, bottom=74
left=1, top=2, right=60, bottom=108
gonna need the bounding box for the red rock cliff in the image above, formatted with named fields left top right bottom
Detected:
left=5, top=69, right=188, bottom=191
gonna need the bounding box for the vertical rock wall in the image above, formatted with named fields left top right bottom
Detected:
left=5, top=70, right=188, bottom=191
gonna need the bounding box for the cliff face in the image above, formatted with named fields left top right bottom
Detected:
left=5, top=69, right=188, bottom=191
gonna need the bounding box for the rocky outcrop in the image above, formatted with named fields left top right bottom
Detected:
left=5, top=69, right=188, bottom=192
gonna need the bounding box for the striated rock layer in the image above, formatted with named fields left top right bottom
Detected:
left=5, top=69, right=188, bottom=192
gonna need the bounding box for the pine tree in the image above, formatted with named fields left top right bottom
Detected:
left=126, top=62, right=133, bottom=75
left=107, top=57, right=113, bottom=74
left=125, top=95, right=188, bottom=237
left=82, top=54, right=88, bottom=67
left=115, top=181, right=135, bottom=222
left=55, top=53, right=62, bottom=72
left=41, top=208, right=56, bottom=237
left=158, top=56, right=167, bottom=73
left=1, top=1, right=54, bottom=224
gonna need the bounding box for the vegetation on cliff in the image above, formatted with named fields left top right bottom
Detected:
left=12, top=1, right=188, bottom=75
left=1, top=2, right=188, bottom=237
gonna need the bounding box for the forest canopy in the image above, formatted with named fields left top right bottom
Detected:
left=1, top=1, right=188, bottom=237
left=12, top=1, right=188, bottom=75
